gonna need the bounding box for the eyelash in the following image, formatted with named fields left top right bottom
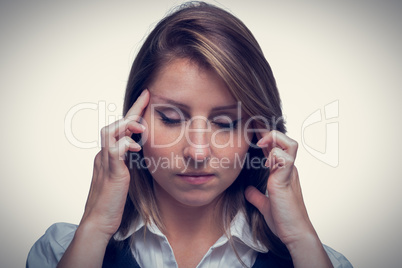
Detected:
left=156, top=111, right=240, bottom=130
left=214, top=120, right=239, bottom=130
left=157, top=111, right=183, bottom=125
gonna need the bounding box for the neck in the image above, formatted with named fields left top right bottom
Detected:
left=153, top=184, right=223, bottom=240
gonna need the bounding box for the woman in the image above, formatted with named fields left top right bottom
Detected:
left=27, top=2, right=352, bottom=267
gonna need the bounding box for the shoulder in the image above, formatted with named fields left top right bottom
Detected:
left=323, top=244, right=353, bottom=268
left=26, top=222, right=78, bottom=268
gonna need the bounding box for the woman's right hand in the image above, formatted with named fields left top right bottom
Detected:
left=58, top=89, right=149, bottom=268
left=81, top=89, right=150, bottom=238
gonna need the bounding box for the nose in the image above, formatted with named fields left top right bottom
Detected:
left=183, top=116, right=212, bottom=162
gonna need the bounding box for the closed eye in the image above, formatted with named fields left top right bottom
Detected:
left=156, top=110, right=184, bottom=125
left=213, top=119, right=240, bottom=130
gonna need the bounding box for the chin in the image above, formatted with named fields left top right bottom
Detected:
left=173, top=191, right=220, bottom=208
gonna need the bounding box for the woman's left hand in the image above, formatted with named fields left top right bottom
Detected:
left=244, top=130, right=333, bottom=267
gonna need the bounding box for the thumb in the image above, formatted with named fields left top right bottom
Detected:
left=245, top=186, right=276, bottom=235
left=245, top=186, right=268, bottom=214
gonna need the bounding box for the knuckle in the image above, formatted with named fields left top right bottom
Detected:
left=100, top=126, right=108, bottom=137
left=107, top=147, right=119, bottom=159
left=271, top=130, right=280, bottom=137
left=290, top=139, right=298, bottom=149
left=123, top=136, right=132, bottom=145
left=118, top=118, right=127, bottom=129
left=293, top=166, right=298, bottom=174
left=125, top=114, right=139, bottom=123
left=94, top=152, right=102, bottom=168
left=282, top=152, right=294, bottom=164
left=272, top=147, right=281, bottom=154
left=287, top=155, right=295, bottom=164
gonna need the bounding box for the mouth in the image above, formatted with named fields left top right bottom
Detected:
left=176, top=173, right=215, bottom=185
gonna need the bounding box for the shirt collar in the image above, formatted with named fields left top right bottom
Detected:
left=113, top=216, right=164, bottom=241
left=228, top=211, right=268, bottom=253
left=114, top=211, right=268, bottom=253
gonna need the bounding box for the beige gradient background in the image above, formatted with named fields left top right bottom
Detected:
left=1, top=0, right=401, bottom=267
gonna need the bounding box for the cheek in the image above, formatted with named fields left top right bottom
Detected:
left=142, top=129, right=177, bottom=160
left=142, top=113, right=185, bottom=148
left=210, top=130, right=234, bottom=148
left=156, top=124, right=185, bottom=147
left=213, top=132, right=252, bottom=169
left=214, top=126, right=252, bottom=149
left=211, top=120, right=254, bottom=149
left=141, top=114, right=183, bottom=171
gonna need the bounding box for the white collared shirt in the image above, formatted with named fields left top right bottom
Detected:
left=27, top=212, right=353, bottom=268
left=113, top=212, right=266, bottom=268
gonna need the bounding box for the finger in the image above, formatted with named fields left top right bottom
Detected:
left=100, top=119, right=124, bottom=149
left=253, top=126, right=271, bottom=157
left=244, top=186, right=277, bottom=235
left=92, top=151, right=102, bottom=180
left=117, top=120, right=146, bottom=141
left=100, top=120, right=126, bottom=161
left=101, top=119, right=146, bottom=153
left=109, top=136, right=141, bottom=159
left=88, top=151, right=102, bottom=195
left=108, top=136, right=141, bottom=174
left=257, top=130, right=298, bottom=157
left=125, top=89, right=150, bottom=122
left=245, top=186, right=269, bottom=212
left=267, top=147, right=294, bottom=172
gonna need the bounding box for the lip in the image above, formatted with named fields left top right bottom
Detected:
left=177, top=173, right=215, bottom=185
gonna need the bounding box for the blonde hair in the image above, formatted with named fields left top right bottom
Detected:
left=120, top=1, right=290, bottom=263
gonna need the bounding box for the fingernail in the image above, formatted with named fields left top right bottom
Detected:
left=134, top=143, right=142, bottom=150
left=256, top=139, right=263, bottom=147
left=139, top=89, right=148, bottom=98
left=140, top=124, right=146, bottom=130
left=264, top=159, right=270, bottom=168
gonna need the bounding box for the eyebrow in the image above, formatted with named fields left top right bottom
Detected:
left=152, top=94, right=239, bottom=111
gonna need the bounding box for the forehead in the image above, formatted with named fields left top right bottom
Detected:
left=148, top=58, right=236, bottom=109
